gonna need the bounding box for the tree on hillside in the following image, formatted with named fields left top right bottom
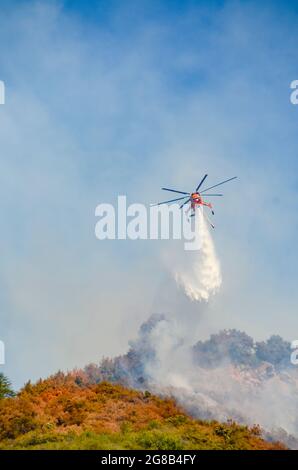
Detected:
left=193, top=329, right=257, bottom=367
left=0, top=373, right=15, bottom=399
left=256, top=335, right=291, bottom=367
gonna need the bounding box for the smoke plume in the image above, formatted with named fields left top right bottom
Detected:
left=105, top=316, right=298, bottom=448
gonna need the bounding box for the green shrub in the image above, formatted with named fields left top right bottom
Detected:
left=137, top=431, right=183, bottom=450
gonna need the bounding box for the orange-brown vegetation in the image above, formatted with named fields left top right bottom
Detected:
left=0, top=372, right=286, bottom=450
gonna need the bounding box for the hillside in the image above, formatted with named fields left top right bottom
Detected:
left=0, top=374, right=285, bottom=450
left=75, top=315, right=298, bottom=448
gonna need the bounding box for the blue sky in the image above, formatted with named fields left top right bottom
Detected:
left=0, top=0, right=298, bottom=388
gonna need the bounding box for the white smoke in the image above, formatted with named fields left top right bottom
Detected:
left=139, top=211, right=298, bottom=447
left=144, top=317, right=194, bottom=391
left=139, top=315, right=298, bottom=447
left=174, top=210, right=222, bottom=301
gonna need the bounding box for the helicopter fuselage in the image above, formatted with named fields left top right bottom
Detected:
left=190, top=193, right=212, bottom=210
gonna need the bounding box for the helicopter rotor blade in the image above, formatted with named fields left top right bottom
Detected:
left=196, top=174, right=208, bottom=192
left=162, top=188, right=190, bottom=195
left=150, top=196, right=189, bottom=207
left=180, top=198, right=191, bottom=209
left=201, top=176, right=237, bottom=193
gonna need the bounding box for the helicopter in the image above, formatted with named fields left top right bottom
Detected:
left=151, top=174, right=237, bottom=228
